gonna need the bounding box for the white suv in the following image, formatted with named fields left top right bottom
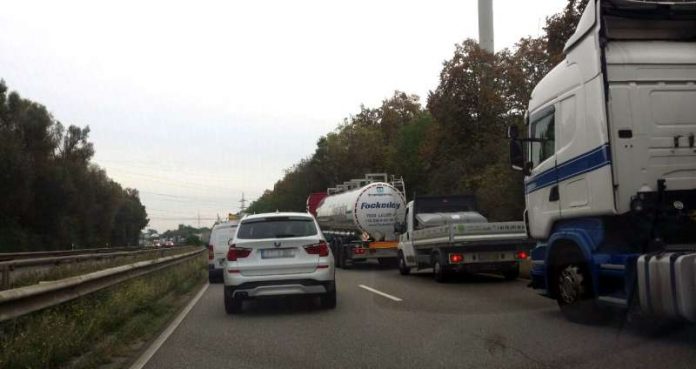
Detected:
left=223, top=212, right=336, bottom=314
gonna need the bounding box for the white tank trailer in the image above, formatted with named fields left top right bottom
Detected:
left=314, top=174, right=406, bottom=268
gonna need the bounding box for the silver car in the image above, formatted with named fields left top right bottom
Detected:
left=222, top=212, right=336, bottom=314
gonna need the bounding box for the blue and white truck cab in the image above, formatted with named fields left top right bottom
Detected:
left=508, top=0, right=696, bottom=322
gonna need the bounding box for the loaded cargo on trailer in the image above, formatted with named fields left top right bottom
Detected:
left=395, top=196, right=534, bottom=282
left=508, top=0, right=696, bottom=322
left=307, top=173, right=406, bottom=269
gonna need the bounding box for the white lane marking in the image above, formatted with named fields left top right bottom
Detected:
left=129, top=283, right=209, bottom=369
left=358, top=284, right=403, bottom=302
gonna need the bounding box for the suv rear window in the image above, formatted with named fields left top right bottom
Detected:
left=236, top=216, right=317, bottom=239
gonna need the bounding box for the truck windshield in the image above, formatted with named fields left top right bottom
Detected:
left=603, top=1, right=696, bottom=40
left=236, top=217, right=318, bottom=239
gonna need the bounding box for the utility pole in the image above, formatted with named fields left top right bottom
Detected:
left=197, top=211, right=200, bottom=228
left=478, top=0, right=494, bottom=53
left=239, top=193, right=247, bottom=214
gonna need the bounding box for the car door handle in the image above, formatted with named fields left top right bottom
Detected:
left=549, top=185, right=559, bottom=202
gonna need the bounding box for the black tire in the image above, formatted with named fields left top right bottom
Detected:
left=224, top=286, right=243, bottom=314
left=503, top=266, right=520, bottom=281
left=342, top=252, right=353, bottom=269
left=433, top=257, right=448, bottom=283
left=555, top=264, right=609, bottom=324
left=398, top=252, right=411, bottom=276
left=208, top=271, right=217, bottom=284
left=320, top=289, right=337, bottom=309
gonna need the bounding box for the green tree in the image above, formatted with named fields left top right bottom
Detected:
left=0, top=80, right=150, bottom=251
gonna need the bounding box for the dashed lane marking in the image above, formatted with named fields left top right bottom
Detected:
left=358, top=284, right=403, bottom=302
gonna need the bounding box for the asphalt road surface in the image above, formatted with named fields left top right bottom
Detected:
left=143, top=263, right=696, bottom=369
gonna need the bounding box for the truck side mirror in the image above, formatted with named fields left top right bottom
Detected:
left=509, top=139, right=530, bottom=176
left=394, top=222, right=406, bottom=234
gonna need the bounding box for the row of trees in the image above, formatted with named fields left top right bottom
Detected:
left=159, top=225, right=211, bottom=246
left=0, top=81, right=149, bottom=251
left=247, top=0, right=587, bottom=220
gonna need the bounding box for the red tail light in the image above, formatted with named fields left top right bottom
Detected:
left=516, top=251, right=528, bottom=260
left=227, top=244, right=252, bottom=261
left=449, top=253, right=464, bottom=264
left=353, top=247, right=366, bottom=255
left=304, top=241, right=329, bottom=257
left=207, top=245, right=214, bottom=260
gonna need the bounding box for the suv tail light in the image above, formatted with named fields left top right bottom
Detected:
left=207, top=245, right=214, bottom=260
left=227, top=244, right=252, bottom=261
left=304, top=241, right=329, bottom=257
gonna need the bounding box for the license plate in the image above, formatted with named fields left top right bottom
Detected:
left=261, top=248, right=294, bottom=259
left=478, top=253, right=499, bottom=261
left=217, top=258, right=225, bottom=267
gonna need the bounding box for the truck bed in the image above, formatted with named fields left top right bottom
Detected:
left=412, top=222, right=528, bottom=248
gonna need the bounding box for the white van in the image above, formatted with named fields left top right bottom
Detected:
left=207, top=220, right=239, bottom=283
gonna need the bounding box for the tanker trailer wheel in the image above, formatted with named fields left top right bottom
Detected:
left=555, top=263, right=609, bottom=324
left=333, top=239, right=343, bottom=268
left=398, top=251, right=410, bottom=276
left=341, top=244, right=353, bottom=270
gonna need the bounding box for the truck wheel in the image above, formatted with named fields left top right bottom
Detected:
left=224, top=286, right=243, bottom=314
left=335, top=246, right=344, bottom=268
left=320, top=289, right=337, bottom=309
left=342, top=251, right=353, bottom=269
left=398, top=253, right=411, bottom=276
left=433, top=259, right=448, bottom=283
left=503, top=266, right=520, bottom=281
left=555, top=264, right=608, bottom=324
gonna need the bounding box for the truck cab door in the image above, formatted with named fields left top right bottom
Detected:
left=525, top=105, right=560, bottom=239
left=400, top=202, right=417, bottom=266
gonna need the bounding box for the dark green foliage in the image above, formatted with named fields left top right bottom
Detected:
left=247, top=1, right=581, bottom=221
left=161, top=224, right=210, bottom=246
left=0, top=81, right=149, bottom=251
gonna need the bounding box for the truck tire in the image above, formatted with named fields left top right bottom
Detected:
left=555, top=264, right=609, bottom=324
left=398, top=252, right=411, bottom=276
left=320, top=289, right=337, bottom=309
left=342, top=251, right=353, bottom=269
left=433, top=258, right=448, bottom=283
left=335, top=240, right=345, bottom=268
left=503, top=265, right=520, bottom=281
left=224, top=286, right=243, bottom=314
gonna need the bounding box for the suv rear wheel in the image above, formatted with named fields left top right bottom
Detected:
left=320, top=289, right=337, bottom=309
left=224, top=286, right=243, bottom=314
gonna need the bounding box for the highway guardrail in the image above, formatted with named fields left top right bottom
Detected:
left=0, top=247, right=195, bottom=290
left=0, top=248, right=205, bottom=322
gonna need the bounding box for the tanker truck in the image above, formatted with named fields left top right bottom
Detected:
left=307, top=173, right=406, bottom=269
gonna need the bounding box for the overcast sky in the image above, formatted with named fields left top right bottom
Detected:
left=1, top=0, right=567, bottom=232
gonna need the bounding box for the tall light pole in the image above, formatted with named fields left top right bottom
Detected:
left=478, top=0, right=494, bottom=53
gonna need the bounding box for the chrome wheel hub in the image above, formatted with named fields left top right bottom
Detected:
left=558, top=265, right=584, bottom=304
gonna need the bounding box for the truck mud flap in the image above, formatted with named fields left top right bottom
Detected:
left=638, top=252, right=696, bottom=322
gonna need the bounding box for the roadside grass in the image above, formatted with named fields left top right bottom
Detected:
left=0, top=253, right=206, bottom=369
left=6, top=246, right=198, bottom=291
